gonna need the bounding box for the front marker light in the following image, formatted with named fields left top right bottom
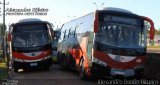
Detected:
left=92, top=57, right=107, bottom=66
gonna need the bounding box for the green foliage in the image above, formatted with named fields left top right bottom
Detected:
left=0, top=23, right=6, bottom=34
left=0, top=23, right=3, bottom=34
left=0, top=69, right=7, bottom=79
left=0, top=23, right=3, bottom=26
left=157, top=30, right=160, bottom=35
left=0, top=23, right=3, bottom=49
left=147, top=45, right=160, bottom=48
left=155, top=29, right=160, bottom=35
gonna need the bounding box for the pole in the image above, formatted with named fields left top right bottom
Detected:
left=90, top=0, right=104, bottom=10
left=3, top=0, right=8, bottom=78
left=93, top=2, right=98, bottom=9
left=3, top=0, right=5, bottom=28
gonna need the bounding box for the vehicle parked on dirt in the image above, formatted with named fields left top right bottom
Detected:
left=57, top=7, right=155, bottom=79
left=7, top=19, right=53, bottom=72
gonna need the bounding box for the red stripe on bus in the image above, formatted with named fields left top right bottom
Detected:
left=93, top=49, right=146, bottom=69
left=12, top=49, right=51, bottom=60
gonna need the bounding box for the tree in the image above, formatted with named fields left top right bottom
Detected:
left=0, top=23, right=3, bottom=48
left=0, top=23, right=6, bottom=50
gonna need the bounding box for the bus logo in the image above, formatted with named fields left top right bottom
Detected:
left=31, top=53, right=35, bottom=56
left=115, top=55, right=121, bottom=62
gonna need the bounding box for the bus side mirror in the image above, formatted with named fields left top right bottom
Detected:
left=142, top=16, right=155, bottom=40
left=94, top=10, right=99, bottom=33
left=94, top=20, right=98, bottom=33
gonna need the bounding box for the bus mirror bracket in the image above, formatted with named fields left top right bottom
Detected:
left=142, top=16, right=155, bottom=40
left=94, top=10, right=99, bottom=33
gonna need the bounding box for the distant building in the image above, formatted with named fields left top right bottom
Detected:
left=147, top=30, right=160, bottom=46
left=154, top=31, right=160, bottom=46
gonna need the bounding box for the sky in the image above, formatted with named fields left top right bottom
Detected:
left=0, top=0, right=160, bottom=30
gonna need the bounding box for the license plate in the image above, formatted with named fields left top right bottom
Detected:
left=114, top=70, right=124, bottom=75
left=111, top=69, right=135, bottom=77
left=30, top=63, right=38, bottom=66
left=111, top=69, right=124, bottom=75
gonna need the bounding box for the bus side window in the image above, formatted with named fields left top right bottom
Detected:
left=68, top=28, right=71, bottom=37
left=63, top=30, right=66, bottom=39
left=74, top=27, right=76, bottom=37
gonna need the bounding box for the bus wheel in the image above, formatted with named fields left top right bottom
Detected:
left=136, top=72, right=143, bottom=79
left=60, top=55, right=67, bottom=70
left=14, top=68, right=18, bottom=73
left=79, top=58, right=89, bottom=80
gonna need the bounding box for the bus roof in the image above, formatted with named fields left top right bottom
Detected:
left=18, top=18, right=42, bottom=23
left=61, top=7, right=136, bottom=29
left=11, top=18, right=50, bottom=26
left=102, top=7, right=132, bottom=14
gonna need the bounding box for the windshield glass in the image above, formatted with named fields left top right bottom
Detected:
left=13, top=31, right=49, bottom=47
left=94, top=15, right=146, bottom=56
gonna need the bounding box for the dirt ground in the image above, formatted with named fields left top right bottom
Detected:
left=143, top=53, right=160, bottom=81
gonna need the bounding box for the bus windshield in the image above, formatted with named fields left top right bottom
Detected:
left=13, top=25, right=49, bottom=47
left=94, top=15, right=146, bottom=56
left=13, top=31, right=48, bottom=47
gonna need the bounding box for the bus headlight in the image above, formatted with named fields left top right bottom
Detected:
left=43, top=55, right=52, bottom=60
left=13, top=55, right=52, bottom=62
left=92, top=57, right=107, bottom=66
left=13, top=57, right=24, bottom=62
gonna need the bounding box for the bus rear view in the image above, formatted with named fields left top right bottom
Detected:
left=8, top=19, right=53, bottom=72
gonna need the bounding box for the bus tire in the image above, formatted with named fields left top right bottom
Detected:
left=14, top=68, right=18, bottom=73
left=60, top=54, right=67, bottom=70
left=135, top=72, right=143, bottom=79
left=79, top=58, right=89, bottom=80
left=57, top=52, right=61, bottom=64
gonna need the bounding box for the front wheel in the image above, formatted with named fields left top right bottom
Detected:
left=60, top=55, right=68, bottom=70
left=79, top=58, right=89, bottom=80
left=135, top=71, right=144, bottom=79
left=14, top=68, right=18, bottom=73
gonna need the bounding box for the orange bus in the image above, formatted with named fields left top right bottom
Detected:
left=7, top=19, right=53, bottom=72
left=57, top=8, right=155, bottom=79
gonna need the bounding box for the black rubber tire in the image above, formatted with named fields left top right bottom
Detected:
left=60, top=55, right=67, bottom=70
left=14, top=68, right=18, bottom=73
left=79, top=58, right=89, bottom=80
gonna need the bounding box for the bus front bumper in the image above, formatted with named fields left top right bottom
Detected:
left=12, top=58, right=52, bottom=69
left=91, top=62, right=144, bottom=78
